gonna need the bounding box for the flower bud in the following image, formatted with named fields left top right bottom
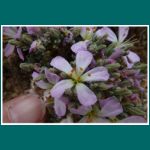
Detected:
left=22, top=34, right=33, bottom=43
left=114, top=87, right=132, bottom=96
left=8, top=39, right=22, bottom=46
left=133, top=63, right=147, bottom=72
left=106, top=63, right=121, bottom=70
left=125, top=105, right=146, bottom=116
left=111, top=72, right=121, bottom=78
left=20, top=63, right=34, bottom=72
left=105, top=43, right=117, bottom=56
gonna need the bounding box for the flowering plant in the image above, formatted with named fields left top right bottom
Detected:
left=3, top=26, right=147, bottom=123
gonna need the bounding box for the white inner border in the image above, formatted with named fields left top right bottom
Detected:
left=1, top=25, right=149, bottom=126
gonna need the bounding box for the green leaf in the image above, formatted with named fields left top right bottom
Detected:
left=20, top=63, right=34, bottom=72
left=105, top=43, right=117, bottom=56
left=133, top=63, right=147, bottom=73
left=125, top=105, right=146, bottom=116
left=113, top=87, right=132, bottom=96
left=106, top=63, right=121, bottom=70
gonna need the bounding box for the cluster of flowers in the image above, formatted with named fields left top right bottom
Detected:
left=3, top=26, right=147, bottom=123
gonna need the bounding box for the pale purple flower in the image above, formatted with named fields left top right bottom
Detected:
left=3, top=27, right=22, bottom=39
left=99, top=96, right=123, bottom=117
left=16, top=48, right=24, bottom=61
left=70, top=105, right=92, bottom=115
left=79, top=97, right=123, bottom=123
left=26, top=27, right=41, bottom=35
left=32, top=71, right=50, bottom=89
left=32, top=69, right=60, bottom=89
left=45, top=68, right=60, bottom=84
left=123, top=50, right=140, bottom=68
left=80, top=27, right=94, bottom=40
left=29, top=40, right=43, bottom=53
left=71, top=27, right=95, bottom=53
left=77, top=97, right=145, bottom=123
left=71, top=40, right=90, bottom=53
left=96, top=27, right=129, bottom=49
left=54, top=96, right=67, bottom=117
left=29, top=41, right=38, bottom=53
left=78, top=97, right=145, bottom=123
left=99, top=97, right=114, bottom=107
left=109, top=48, right=123, bottom=60
left=3, top=27, right=24, bottom=60
left=32, top=71, right=40, bottom=79
left=50, top=51, right=109, bottom=106
left=4, top=44, right=15, bottom=57
left=78, top=97, right=123, bottom=123
left=35, top=80, right=50, bottom=89
left=32, top=71, right=67, bottom=117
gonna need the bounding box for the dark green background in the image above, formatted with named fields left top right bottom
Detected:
left=0, top=0, right=149, bottom=150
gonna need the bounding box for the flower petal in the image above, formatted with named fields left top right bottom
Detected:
left=76, top=51, right=93, bottom=75
left=118, top=27, right=129, bottom=42
left=26, top=27, right=40, bottom=34
left=71, top=41, right=89, bottom=53
left=70, top=105, right=92, bottom=115
left=32, top=71, right=40, bottom=79
left=81, top=67, right=109, bottom=82
left=119, top=116, right=146, bottom=123
left=127, top=50, right=140, bottom=64
left=3, top=27, right=17, bottom=38
left=16, top=48, right=24, bottom=61
left=100, top=97, right=123, bottom=117
left=123, top=56, right=133, bottom=69
left=29, top=41, right=37, bottom=53
left=35, top=80, right=49, bottom=89
left=50, top=56, right=73, bottom=75
left=50, top=79, right=74, bottom=98
left=95, top=27, right=117, bottom=42
left=80, top=27, right=93, bottom=40
left=99, top=96, right=116, bottom=107
left=45, top=68, right=60, bottom=84
left=14, top=27, right=22, bottom=39
left=4, top=43, right=15, bottom=57
left=54, top=97, right=66, bottom=117
left=109, top=48, right=122, bottom=60
left=80, top=27, right=87, bottom=38
left=76, top=83, right=97, bottom=106
left=123, top=51, right=140, bottom=69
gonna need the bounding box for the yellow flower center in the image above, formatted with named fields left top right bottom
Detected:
left=68, top=67, right=83, bottom=83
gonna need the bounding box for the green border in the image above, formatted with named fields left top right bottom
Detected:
left=0, top=0, right=150, bottom=149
